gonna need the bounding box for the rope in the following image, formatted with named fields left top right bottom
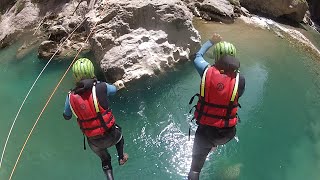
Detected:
left=8, top=20, right=98, bottom=180
left=0, top=17, right=88, bottom=170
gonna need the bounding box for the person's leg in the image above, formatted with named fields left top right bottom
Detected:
left=88, top=139, right=114, bottom=180
left=101, top=152, right=114, bottom=180
left=114, top=125, right=128, bottom=165
left=188, top=126, right=214, bottom=180
left=210, top=126, right=236, bottom=146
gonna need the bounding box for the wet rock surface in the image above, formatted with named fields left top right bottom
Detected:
left=239, top=0, right=309, bottom=23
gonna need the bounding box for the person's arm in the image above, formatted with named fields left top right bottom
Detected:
left=193, top=40, right=212, bottom=76
left=106, top=83, right=117, bottom=96
left=238, top=74, right=245, bottom=97
left=193, top=33, right=222, bottom=77
left=63, top=95, right=72, bottom=120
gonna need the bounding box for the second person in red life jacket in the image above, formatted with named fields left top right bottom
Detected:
left=63, top=58, right=128, bottom=180
left=188, top=34, right=246, bottom=180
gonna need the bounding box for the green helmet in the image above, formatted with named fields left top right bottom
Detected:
left=213, top=41, right=237, bottom=61
left=72, top=58, right=95, bottom=82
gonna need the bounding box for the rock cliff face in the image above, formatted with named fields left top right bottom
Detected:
left=0, top=0, right=201, bottom=83
left=0, top=0, right=15, bottom=13
left=0, top=0, right=40, bottom=48
left=37, top=0, right=90, bottom=59
left=0, top=0, right=319, bottom=84
left=0, top=0, right=74, bottom=49
left=183, top=0, right=237, bottom=23
left=239, top=0, right=309, bottom=22
left=86, top=0, right=201, bottom=83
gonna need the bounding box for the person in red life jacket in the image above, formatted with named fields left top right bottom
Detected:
left=63, top=58, right=128, bottom=180
left=188, top=34, right=245, bottom=180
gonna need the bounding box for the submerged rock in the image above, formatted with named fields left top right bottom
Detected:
left=87, top=0, right=201, bottom=83
left=218, top=163, right=243, bottom=180
left=239, top=0, right=309, bottom=23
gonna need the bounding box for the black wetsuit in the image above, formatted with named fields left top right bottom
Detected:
left=190, top=40, right=246, bottom=179
left=63, top=79, right=125, bottom=180
left=189, top=76, right=245, bottom=176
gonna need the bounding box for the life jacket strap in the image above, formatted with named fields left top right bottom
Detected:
left=194, top=109, right=236, bottom=119
left=224, top=72, right=240, bottom=127
left=77, top=109, right=111, bottom=122
left=200, top=68, right=210, bottom=97
left=92, top=83, right=109, bottom=132
left=197, top=98, right=239, bottom=109
left=79, top=115, right=114, bottom=131
left=68, top=92, right=78, bottom=119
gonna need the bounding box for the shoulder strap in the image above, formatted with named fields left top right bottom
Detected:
left=68, top=92, right=78, bottom=119
left=230, top=72, right=240, bottom=102
left=200, top=67, right=210, bottom=97
left=224, top=72, right=240, bottom=127
left=92, top=82, right=100, bottom=113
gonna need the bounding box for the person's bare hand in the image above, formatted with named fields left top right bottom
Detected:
left=210, top=33, right=222, bottom=44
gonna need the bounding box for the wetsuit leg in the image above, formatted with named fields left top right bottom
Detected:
left=116, top=137, right=124, bottom=160
left=88, top=140, right=114, bottom=180
left=102, top=159, right=114, bottom=180
left=188, top=127, right=214, bottom=180
left=114, top=124, right=126, bottom=164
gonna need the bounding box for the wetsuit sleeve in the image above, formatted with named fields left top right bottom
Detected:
left=106, top=83, right=117, bottom=96
left=238, top=74, right=245, bottom=97
left=193, top=40, right=212, bottom=77
left=63, top=95, right=72, bottom=120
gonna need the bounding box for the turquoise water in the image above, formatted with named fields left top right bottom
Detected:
left=0, top=20, right=320, bottom=180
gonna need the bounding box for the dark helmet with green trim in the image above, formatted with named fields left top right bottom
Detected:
left=72, top=58, right=95, bottom=82
left=213, top=41, right=237, bottom=61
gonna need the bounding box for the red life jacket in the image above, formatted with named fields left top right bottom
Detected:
left=191, top=66, right=240, bottom=128
left=69, top=83, right=115, bottom=137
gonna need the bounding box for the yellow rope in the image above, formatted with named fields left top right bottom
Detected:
left=0, top=17, right=88, bottom=170
left=8, top=20, right=99, bottom=180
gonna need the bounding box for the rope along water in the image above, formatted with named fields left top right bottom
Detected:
left=0, top=17, right=88, bottom=170
left=8, top=20, right=99, bottom=180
